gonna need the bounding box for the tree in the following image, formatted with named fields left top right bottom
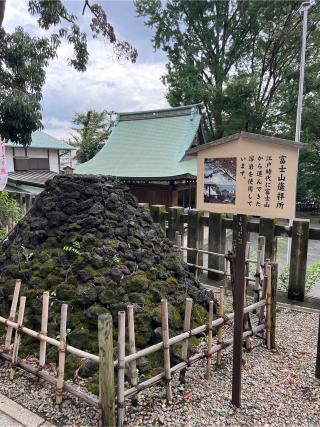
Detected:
left=0, top=192, right=22, bottom=240
left=69, top=110, right=114, bottom=164
left=0, top=0, right=137, bottom=146
left=136, top=0, right=320, bottom=141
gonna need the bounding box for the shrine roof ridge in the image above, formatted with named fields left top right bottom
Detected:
left=186, top=131, right=308, bottom=155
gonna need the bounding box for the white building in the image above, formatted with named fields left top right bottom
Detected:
left=5, top=131, right=73, bottom=210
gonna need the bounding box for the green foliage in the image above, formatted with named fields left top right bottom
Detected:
left=136, top=0, right=320, bottom=198
left=297, top=141, right=320, bottom=202
left=20, top=245, right=34, bottom=262
left=63, top=241, right=81, bottom=256
left=69, top=110, right=114, bottom=163
left=0, top=192, right=22, bottom=239
left=278, top=262, right=320, bottom=294
left=0, top=0, right=136, bottom=146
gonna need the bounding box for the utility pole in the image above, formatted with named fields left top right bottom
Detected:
left=287, top=1, right=311, bottom=265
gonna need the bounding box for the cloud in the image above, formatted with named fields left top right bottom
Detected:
left=3, top=0, right=169, bottom=140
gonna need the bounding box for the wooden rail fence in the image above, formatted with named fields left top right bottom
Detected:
left=0, top=263, right=277, bottom=426
left=145, top=204, right=318, bottom=302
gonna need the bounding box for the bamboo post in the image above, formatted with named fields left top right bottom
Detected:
left=259, top=260, right=269, bottom=323
left=254, top=236, right=265, bottom=303
left=127, top=305, right=138, bottom=405
left=288, top=219, right=309, bottom=301
left=98, top=314, right=116, bottom=427
left=5, top=279, right=21, bottom=351
left=117, top=311, right=126, bottom=427
left=208, top=213, right=225, bottom=280
left=56, top=304, right=68, bottom=404
left=168, top=207, right=184, bottom=242
left=270, top=263, right=278, bottom=349
left=179, top=298, right=193, bottom=383
left=39, top=292, right=49, bottom=368
left=205, top=301, right=214, bottom=379
left=161, top=299, right=172, bottom=403
left=266, top=265, right=272, bottom=349
left=216, top=287, right=225, bottom=366
left=10, top=296, right=26, bottom=380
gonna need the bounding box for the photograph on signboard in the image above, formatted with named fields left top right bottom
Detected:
left=204, top=157, right=236, bottom=204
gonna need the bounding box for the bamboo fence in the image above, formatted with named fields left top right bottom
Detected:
left=0, top=259, right=277, bottom=426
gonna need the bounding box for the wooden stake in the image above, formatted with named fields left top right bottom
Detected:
left=217, top=287, right=225, bottom=366
left=266, top=265, right=272, bottom=350
left=205, top=301, right=214, bottom=379
left=98, top=314, right=116, bottom=427
left=179, top=298, right=192, bottom=383
left=161, top=299, right=172, bottom=403
left=5, top=280, right=21, bottom=351
left=117, top=311, right=126, bottom=427
left=39, top=292, right=49, bottom=368
left=56, top=304, right=67, bottom=404
left=10, top=296, right=26, bottom=379
left=127, top=305, right=138, bottom=405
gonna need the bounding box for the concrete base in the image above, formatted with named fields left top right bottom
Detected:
left=0, top=394, right=55, bottom=427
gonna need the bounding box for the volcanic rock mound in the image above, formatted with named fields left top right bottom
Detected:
left=0, top=175, right=216, bottom=380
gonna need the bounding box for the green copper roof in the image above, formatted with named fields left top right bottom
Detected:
left=5, top=131, right=73, bottom=151
left=75, top=105, right=201, bottom=179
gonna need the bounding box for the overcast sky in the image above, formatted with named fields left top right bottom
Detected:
left=3, top=0, right=168, bottom=140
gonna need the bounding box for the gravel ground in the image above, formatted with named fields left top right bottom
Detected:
left=0, top=307, right=319, bottom=427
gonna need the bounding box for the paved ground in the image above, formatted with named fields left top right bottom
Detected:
left=0, top=393, right=54, bottom=427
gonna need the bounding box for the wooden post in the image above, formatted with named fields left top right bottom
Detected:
left=231, top=214, right=247, bottom=408
left=205, top=301, right=214, bottom=379
left=5, top=279, right=21, bottom=351
left=10, top=296, right=26, bottom=380
left=187, top=209, right=202, bottom=274
left=254, top=236, right=265, bottom=302
left=270, top=263, right=278, bottom=350
left=117, top=311, right=126, bottom=427
left=288, top=219, right=309, bottom=301
left=138, top=202, right=149, bottom=210
left=216, top=286, right=225, bottom=366
left=168, top=207, right=184, bottom=242
left=259, top=217, right=275, bottom=262
left=98, top=314, right=116, bottom=427
left=259, top=260, right=269, bottom=323
left=243, top=242, right=252, bottom=351
left=39, top=292, right=49, bottom=368
left=316, top=314, right=320, bottom=380
left=127, top=305, right=137, bottom=404
left=161, top=299, right=172, bottom=403
left=208, top=213, right=225, bottom=280
left=179, top=298, right=192, bottom=383
left=56, top=304, right=68, bottom=404
left=150, top=205, right=166, bottom=234
left=266, top=265, right=272, bottom=350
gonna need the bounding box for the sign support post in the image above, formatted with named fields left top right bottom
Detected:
left=316, top=314, right=320, bottom=380
left=231, top=214, right=247, bottom=407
